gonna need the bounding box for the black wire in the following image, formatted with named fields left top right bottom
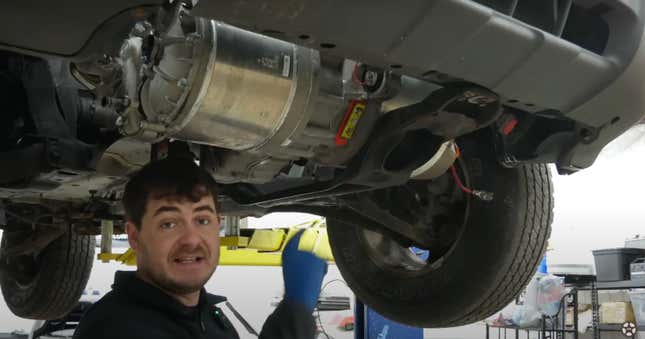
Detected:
left=316, top=306, right=332, bottom=339
left=320, top=279, right=348, bottom=293
left=316, top=279, right=350, bottom=339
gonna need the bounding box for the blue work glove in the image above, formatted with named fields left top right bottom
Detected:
left=282, top=230, right=328, bottom=312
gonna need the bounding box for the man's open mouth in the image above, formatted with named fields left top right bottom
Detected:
left=174, top=256, right=205, bottom=264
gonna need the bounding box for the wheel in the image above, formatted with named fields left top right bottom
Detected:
left=327, top=137, right=553, bottom=327
left=0, top=230, right=95, bottom=319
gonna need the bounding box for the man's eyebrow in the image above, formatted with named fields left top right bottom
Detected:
left=153, top=206, right=181, bottom=217
left=194, top=205, right=216, bottom=214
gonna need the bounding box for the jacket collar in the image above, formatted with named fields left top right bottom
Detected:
left=112, top=271, right=227, bottom=318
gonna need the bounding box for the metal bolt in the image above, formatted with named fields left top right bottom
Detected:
left=580, top=128, right=594, bottom=143
left=98, top=54, right=112, bottom=65
left=186, top=33, right=202, bottom=42
left=364, top=71, right=379, bottom=87
left=472, top=190, right=494, bottom=201
left=133, top=22, right=148, bottom=36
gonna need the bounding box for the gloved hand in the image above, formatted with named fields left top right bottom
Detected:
left=282, top=230, right=328, bottom=312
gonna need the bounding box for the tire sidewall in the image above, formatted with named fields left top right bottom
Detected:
left=0, top=231, right=95, bottom=319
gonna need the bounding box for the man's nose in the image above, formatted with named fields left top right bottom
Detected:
left=177, top=222, right=202, bottom=248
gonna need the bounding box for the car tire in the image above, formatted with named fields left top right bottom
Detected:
left=327, top=139, right=553, bottom=327
left=0, top=230, right=95, bottom=320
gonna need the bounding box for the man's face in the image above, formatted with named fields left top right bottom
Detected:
left=126, top=193, right=220, bottom=296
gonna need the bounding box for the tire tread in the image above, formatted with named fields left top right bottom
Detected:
left=456, top=164, right=553, bottom=324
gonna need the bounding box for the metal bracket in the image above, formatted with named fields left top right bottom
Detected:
left=591, top=280, right=600, bottom=339
left=272, top=203, right=434, bottom=249
left=336, top=196, right=436, bottom=248
left=1, top=227, right=66, bottom=257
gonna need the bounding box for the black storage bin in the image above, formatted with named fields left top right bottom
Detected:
left=593, top=248, right=645, bottom=281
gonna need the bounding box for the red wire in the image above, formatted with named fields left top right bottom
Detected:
left=450, top=165, right=473, bottom=194
left=352, top=63, right=367, bottom=85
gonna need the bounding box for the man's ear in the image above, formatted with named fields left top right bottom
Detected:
left=126, top=221, right=140, bottom=251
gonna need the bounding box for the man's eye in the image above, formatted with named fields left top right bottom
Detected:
left=196, top=218, right=211, bottom=226
left=161, top=222, right=176, bottom=229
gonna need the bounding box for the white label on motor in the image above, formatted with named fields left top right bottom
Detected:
left=282, top=55, right=291, bottom=77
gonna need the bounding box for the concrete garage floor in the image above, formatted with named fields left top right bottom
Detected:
left=424, top=323, right=487, bottom=338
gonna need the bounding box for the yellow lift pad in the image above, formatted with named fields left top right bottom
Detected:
left=248, top=229, right=285, bottom=251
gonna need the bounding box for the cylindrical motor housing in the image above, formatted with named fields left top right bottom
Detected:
left=141, top=19, right=318, bottom=151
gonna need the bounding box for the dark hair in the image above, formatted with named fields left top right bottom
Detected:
left=122, top=157, right=219, bottom=229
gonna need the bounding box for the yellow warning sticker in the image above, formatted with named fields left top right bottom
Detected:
left=340, top=102, right=365, bottom=140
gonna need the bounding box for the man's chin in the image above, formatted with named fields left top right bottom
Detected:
left=139, top=264, right=215, bottom=295
left=147, top=270, right=211, bottom=296
left=162, top=277, right=208, bottom=295
left=168, top=269, right=214, bottom=291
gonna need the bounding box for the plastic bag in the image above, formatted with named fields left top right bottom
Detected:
left=512, top=274, right=542, bottom=327
left=536, top=275, right=565, bottom=317
left=511, top=274, right=565, bottom=327
left=512, top=304, right=542, bottom=328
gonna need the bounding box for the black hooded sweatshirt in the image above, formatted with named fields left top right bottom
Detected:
left=73, top=271, right=315, bottom=339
